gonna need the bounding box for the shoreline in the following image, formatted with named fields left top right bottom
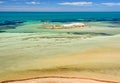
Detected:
left=2, top=76, right=118, bottom=83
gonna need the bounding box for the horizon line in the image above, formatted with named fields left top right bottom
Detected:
left=0, top=11, right=120, bottom=12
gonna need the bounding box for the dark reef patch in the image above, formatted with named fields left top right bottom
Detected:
left=0, top=21, right=24, bottom=32
left=67, top=32, right=113, bottom=36
left=0, top=21, right=23, bottom=26
left=0, top=30, right=5, bottom=33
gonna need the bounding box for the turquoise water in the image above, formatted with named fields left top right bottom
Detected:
left=0, top=12, right=120, bottom=22
left=0, top=12, right=120, bottom=32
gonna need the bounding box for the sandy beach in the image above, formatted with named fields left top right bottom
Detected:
left=0, top=22, right=120, bottom=83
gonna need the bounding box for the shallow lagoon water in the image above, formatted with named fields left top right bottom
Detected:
left=0, top=12, right=120, bottom=82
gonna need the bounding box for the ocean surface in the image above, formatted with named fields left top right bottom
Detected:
left=0, top=12, right=120, bottom=22
left=0, top=12, right=120, bottom=32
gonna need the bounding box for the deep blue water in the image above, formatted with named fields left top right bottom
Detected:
left=0, top=12, right=120, bottom=24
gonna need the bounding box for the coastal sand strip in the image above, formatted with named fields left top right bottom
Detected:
left=2, top=76, right=118, bottom=83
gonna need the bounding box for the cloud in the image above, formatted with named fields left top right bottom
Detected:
left=101, top=2, right=120, bottom=6
left=26, top=1, right=40, bottom=5
left=0, top=6, right=62, bottom=12
left=58, top=2, right=93, bottom=6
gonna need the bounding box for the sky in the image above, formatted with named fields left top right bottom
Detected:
left=0, top=0, right=120, bottom=12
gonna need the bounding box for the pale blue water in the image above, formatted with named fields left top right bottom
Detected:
left=0, top=12, right=120, bottom=32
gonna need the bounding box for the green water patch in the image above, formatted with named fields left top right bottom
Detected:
left=5, top=22, right=62, bottom=33
left=4, top=21, right=120, bottom=36
left=85, top=21, right=120, bottom=28
left=0, top=25, right=16, bottom=30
